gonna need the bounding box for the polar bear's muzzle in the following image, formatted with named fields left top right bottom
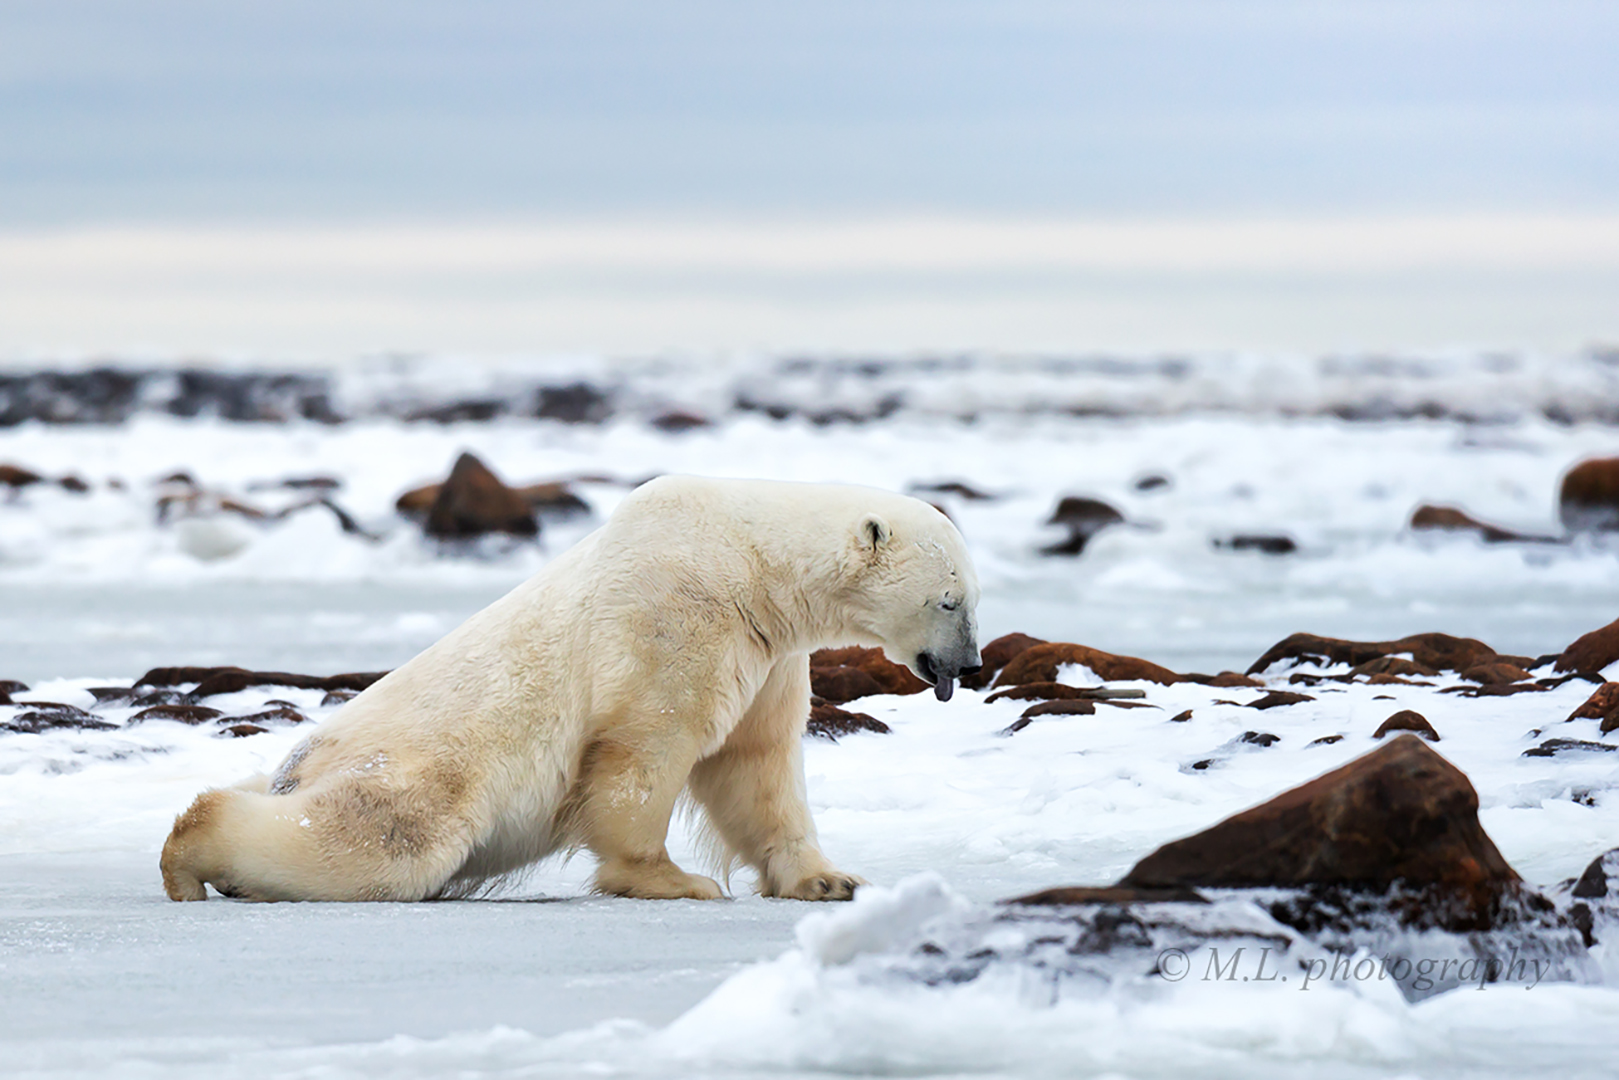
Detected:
left=917, top=651, right=982, bottom=703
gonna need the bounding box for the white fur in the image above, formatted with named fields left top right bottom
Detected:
left=160, top=476, right=981, bottom=902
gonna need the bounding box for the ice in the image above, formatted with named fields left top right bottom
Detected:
left=5, top=353, right=1619, bottom=1076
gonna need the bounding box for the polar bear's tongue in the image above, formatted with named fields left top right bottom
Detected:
left=934, top=678, right=954, bottom=702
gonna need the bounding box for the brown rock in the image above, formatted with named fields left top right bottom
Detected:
left=321, top=689, right=359, bottom=707
left=649, top=410, right=712, bottom=433
left=1461, top=661, right=1532, bottom=685
left=395, top=483, right=440, bottom=519
left=0, top=679, right=28, bottom=697
left=423, top=452, right=538, bottom=539
left=1560, top=457, right=1619, bottom=533
left=57, top=475, right=90, bottom=493
left=1186, top=671, right=1265, bottom=688
left=960, top=632, right=1046, bottom=690
left=218, top=723, right=268, bottom=737
left=1350, top=656, right=1439, bottom=678
left=1374, top=709, right=1440, bottom=742
left=1364, top=674, right=1432, bottom=686
left=226, top=706, right=307, bottom=726
left=1213, top=534, right=1297, bottom=556
left=0, top=464, right=44, bottom=488
left=1119, top=736, right=1522, bottom=930
left=1005, top=884, right=1206, bottom=906
left=1247, top=631, right=1503, bottom=676
left=983, top=682, right=1113, bottom=704
left=805, top=701, right=891, bottom=741
left=1245, top=691, right=1314, bottom=710
left=1567, top=682, right=1619, bottom=735
left=1003, top=698, right=1096, bottom=734
left=514, top=482, right=591, bottom=519
left=809, top=646, right=929, bottom=702
left=129, top=704, right=224, bottom=725
left=1408, top=504, right=1551, bottom=543
left=994, top=642, right=1181, bottom=687
left=1170, top=709, right=1193, bottom=722
left=1041, top=496, right=1125, bottom=556
left=1556, top=617, right=1619, bottom=675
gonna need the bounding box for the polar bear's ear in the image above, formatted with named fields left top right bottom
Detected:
left=859, top=514, right=892, bottom=553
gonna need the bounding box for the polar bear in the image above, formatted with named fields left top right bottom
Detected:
left=161, top=476, right=981, bottom=903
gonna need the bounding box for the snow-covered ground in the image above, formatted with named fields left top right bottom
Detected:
left=3, top=354, right=1619, bottom=1078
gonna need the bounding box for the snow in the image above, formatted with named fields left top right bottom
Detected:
left=3, top=354, right=1619, bottom=1077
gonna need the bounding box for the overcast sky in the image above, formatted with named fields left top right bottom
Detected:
left=4, top=0, right=1617, bottom=224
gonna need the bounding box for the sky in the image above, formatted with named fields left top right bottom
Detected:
left=2, top=1, right=1617, bottom=355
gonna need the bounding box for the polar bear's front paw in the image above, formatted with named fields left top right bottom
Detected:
left=594, top=856, right=725, bottom=900
left=776, top=870, right=866, bottom=901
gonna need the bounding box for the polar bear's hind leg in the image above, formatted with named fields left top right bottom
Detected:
left=160, top=778, right=474, bottom=902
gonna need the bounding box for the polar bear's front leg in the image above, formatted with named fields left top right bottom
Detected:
left=576, top=734, right=724, bottom=900
left=688, top=655, right=865, bottom=901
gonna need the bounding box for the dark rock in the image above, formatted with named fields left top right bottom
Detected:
left=1239, top=731, right=1281, bottom=747
left=810, top=646, right=929, bottom=702
left=1040, top=497, right=1125, bottom=556
left=1170, top=709, right=1193, bottom=722
left=1523, top=738, right=1618, bottom=758
left=249, top=475, right=342, bottom=492
left=1567, top=682, right=1619, bottom=734
left=1308, top=735, right=1345, bottom=746
left=1556, top=617, right=1619, bottom=675
left=514, top=482, right=591, bottom=520
left=424, top=453, right=538, bottom=539
left=1184, top=671, right=1265, bottom=688
left=1246, top=691, right=1314, bottom=710
left=0, top=463, right=44, bottom=488
left=1408, top=504, right=1556, bottom=543
left=994, top=642, right=1181, bottom=687
left=1132, top=473, right=1172, bottom=493
left=532, top=382, right=612, bottom=424
left=1005, top=884, right=1206, bottom=906
left=1374, top=710, right=1440, bottom=742
left=406, top=399, right=507, bottom=424
left=218, top=723, right=268, bottom=737
left=130, top=704, right=225, bottom=725
left=1351, top=656, right=1439, bottom=678
left=1119, top=736, right=1523, bottom=931
left=3, top=703, right=119, bottom=733
left=805, top=701, right=891, bottom=741
left=226, top=706, right=307, bottom=726
left=1247, top=631, right=1504, bottom=676
left=959, top=632, right=1046, bottom=690
left=1560, top=457, right=1619, bottom=532
left=1450, top=683, right=1547, bottom=702
left=85, top=686, right=139, bottom=706
left=57, top=475, right=90, bottom=493
left=983, top=683, right=1147, bottom=705
left=1003, top=699, right=1097, bottom=734
left=321, top=689, right=358, bottom=707
left=394, top=483, right=440, bottom=520
left=1571, top=849, right=1618, bottom=900
left=1462, top=661, right=1533, bottom=685
left=1213, top=534, right=1297, bottom=555
left=912, top=480, right=996, bottom=501
left=649, top=410, right=712, bottom=433
left=0, top=679, right=28, bottom=696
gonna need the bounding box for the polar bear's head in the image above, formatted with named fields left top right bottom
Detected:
left=844, top=502, right=982, bottom=702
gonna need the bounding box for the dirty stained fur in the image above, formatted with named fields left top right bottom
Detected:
left=160, top=475, right=981, bottom=903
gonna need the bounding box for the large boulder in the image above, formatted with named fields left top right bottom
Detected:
left=1118, top=736, right=1521, bottom=929
left=1567, top=682, right=1619, bottom=735
left=993, top=641, right=1181, bottom=687
left=959, top=631, right=1046, bottom=690
left=1247, top=631, right=1520, bottom=676
left=1560, top=457, right=1619, bottom=533
left=423, top=452, right=538, bottom=539
left=809, top=646, right=930, bottom=702
left=1040, top=496, right=1125, bottom=556
left=1556, top=617, right=1619, bottom=675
